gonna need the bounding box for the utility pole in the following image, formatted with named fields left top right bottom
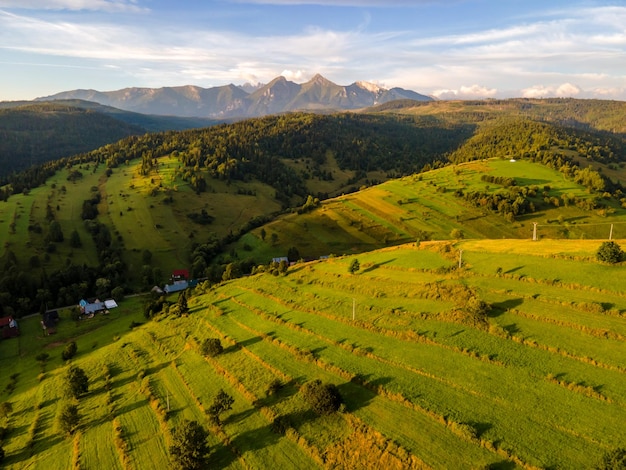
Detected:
left=532, top=222, right=538, bottom=241
left=167, top=389, right=170, bottom=411
left=609, top=224, right=614, bottom=240
left=352, top=298, right=356, bottom=321
left=458, top=250, right=463, bottom=269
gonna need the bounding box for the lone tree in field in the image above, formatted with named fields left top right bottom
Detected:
left=169, top=419, right=210, bottom=470
left=348, top=258, right=360, bottom=274
left=65, top=365, right=89, bottom=399
left=596, top=241, right=624, bottom=264
left=177, top=289, right=189, bottom=314
left=207, top=389, right=234, bottom=425
left=201, top=338, right=223, bottom=357
left=300, top=379, right=343, bottom=415
left=57, top=402, right=81, bottom=436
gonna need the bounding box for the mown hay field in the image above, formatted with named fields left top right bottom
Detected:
left=0, top=239, right=624, bottom=469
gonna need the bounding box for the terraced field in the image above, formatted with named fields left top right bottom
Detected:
left=1, top=239, right=624, bottom=469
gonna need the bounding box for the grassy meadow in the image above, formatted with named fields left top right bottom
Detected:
left=0, top=239, right=624, bottom=469
left=0, top=156, right=283, bottom=287
left=233, top=158, right=626, bottom=263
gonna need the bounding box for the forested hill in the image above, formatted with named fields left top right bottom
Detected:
left=0, top=100, right=232, bottom=180
left=371, top=97, right=626, bottom=135
left=0, top=103, right=145, bottom=180
left=65, top=113, right=477, bottom=205
left=448, top=118, right=626, bottom=166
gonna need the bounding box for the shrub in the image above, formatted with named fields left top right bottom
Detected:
left=57, top=403, right=80, bottom=436
left=348, top=259, right=360, bottom=274
left=65, top=365, right=88, bottom=399
left=596, top=447, right=626, bottom=469
left=300, top=379, right=342, bottom=415
left=271, top=415, right=290, bottom=435
left=201, top=338, right=223, bottom=357
left=0, top=402, right=12, bottom=419
left=596, top=241, right=623, bottom=264
left=266, top=379, right=283, bottom=397
left=62, top=341, right=77, bottom=361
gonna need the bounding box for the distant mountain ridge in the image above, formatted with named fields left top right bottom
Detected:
left=36, top=74, right=433, bottom=118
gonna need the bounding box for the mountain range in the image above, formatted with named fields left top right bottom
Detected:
left=36, top=74, right=432, bottom=118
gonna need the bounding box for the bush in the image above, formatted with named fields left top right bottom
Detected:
left=348, top=259, right=360, bottom=274
left=596, top=447, right=626, bottom=469
left=65, top=365, right=89, bottom=398
left=61, top=341, right=77, bottom=361
left=169, top=420, right=210, bottom=470
left=300, top=379, right=342, bottom=415
left=201, top=338, right=223, bottom=357
left=596, top=241, right=624, bottom=264
left=266, top=379, right=283, bottom=397
left=57, top=403, right=80, bottom=436
left=0, top=402, right=12, bottom=419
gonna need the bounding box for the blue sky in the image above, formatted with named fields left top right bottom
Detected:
left=0, top=0, right=624, bottom=101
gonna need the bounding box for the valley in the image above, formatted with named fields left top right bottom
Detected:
left=0, top=97, right=624, bottom=468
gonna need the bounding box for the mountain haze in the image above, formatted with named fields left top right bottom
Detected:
left=36, top=74, right=433, bottom=118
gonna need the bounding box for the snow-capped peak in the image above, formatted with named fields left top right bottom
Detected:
left=356, top=81, right=385, bottom=94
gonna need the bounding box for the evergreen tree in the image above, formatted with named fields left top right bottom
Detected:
left=348, top=258, right=360, bottom=274
left=65, top=365, right=88, bottom=398
left=177, top=289, right=189, bottom=314
left=57, top=402, right=81, bottom=436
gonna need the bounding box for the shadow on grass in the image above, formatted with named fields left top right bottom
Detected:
left=361, top=258, right=397, bottom=274
left=210, top=421, right=283, bottom=468
left=488, top=298, right=524, bottom=318
left=486, top=460, right=517, bottom=470
left=337, top=375, right=394, bottom=412
left=224, top=335, right=263, bottom=355
left=146, top=361, right=169, bottom=376
left=7, top=433, right=64, bottom=466
left=223, top=407, right=256, bottom=426
left=116, top=396, right=149, bottom=417
left=254, top=379, right=300, bottom=408
left=503, top=323, right=521, bottom=335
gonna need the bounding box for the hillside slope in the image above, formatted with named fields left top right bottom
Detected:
left=0, top=239, right=624, bottom=468
left=0, top=109, right=625, bottom=318
left=0, top=103, right=145, bottom=180
left=230, top=158, right=626, bottom=263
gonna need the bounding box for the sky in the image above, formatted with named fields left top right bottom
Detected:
left=0, top=0, right=625, bottom=101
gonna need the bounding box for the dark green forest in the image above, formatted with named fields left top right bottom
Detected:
left=0, top=103, right=145, bottom=181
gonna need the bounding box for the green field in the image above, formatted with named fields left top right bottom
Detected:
left=0, top=239, right=624, bottom=468
left=232, top=158, right=626, bottom=263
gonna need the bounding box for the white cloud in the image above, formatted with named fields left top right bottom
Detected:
left=1, top=3, right=626, bottom=101
left=555, top=83, right=581, bottom=97
left=228, top=0, right=435, bottom=5
left=432, top=84, right=498, bottom=100
left=0, top=0, right=145, bottom=12
left=521, top=83, right=582, bottom=98
left=280, top=69, right=307, bottom=81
